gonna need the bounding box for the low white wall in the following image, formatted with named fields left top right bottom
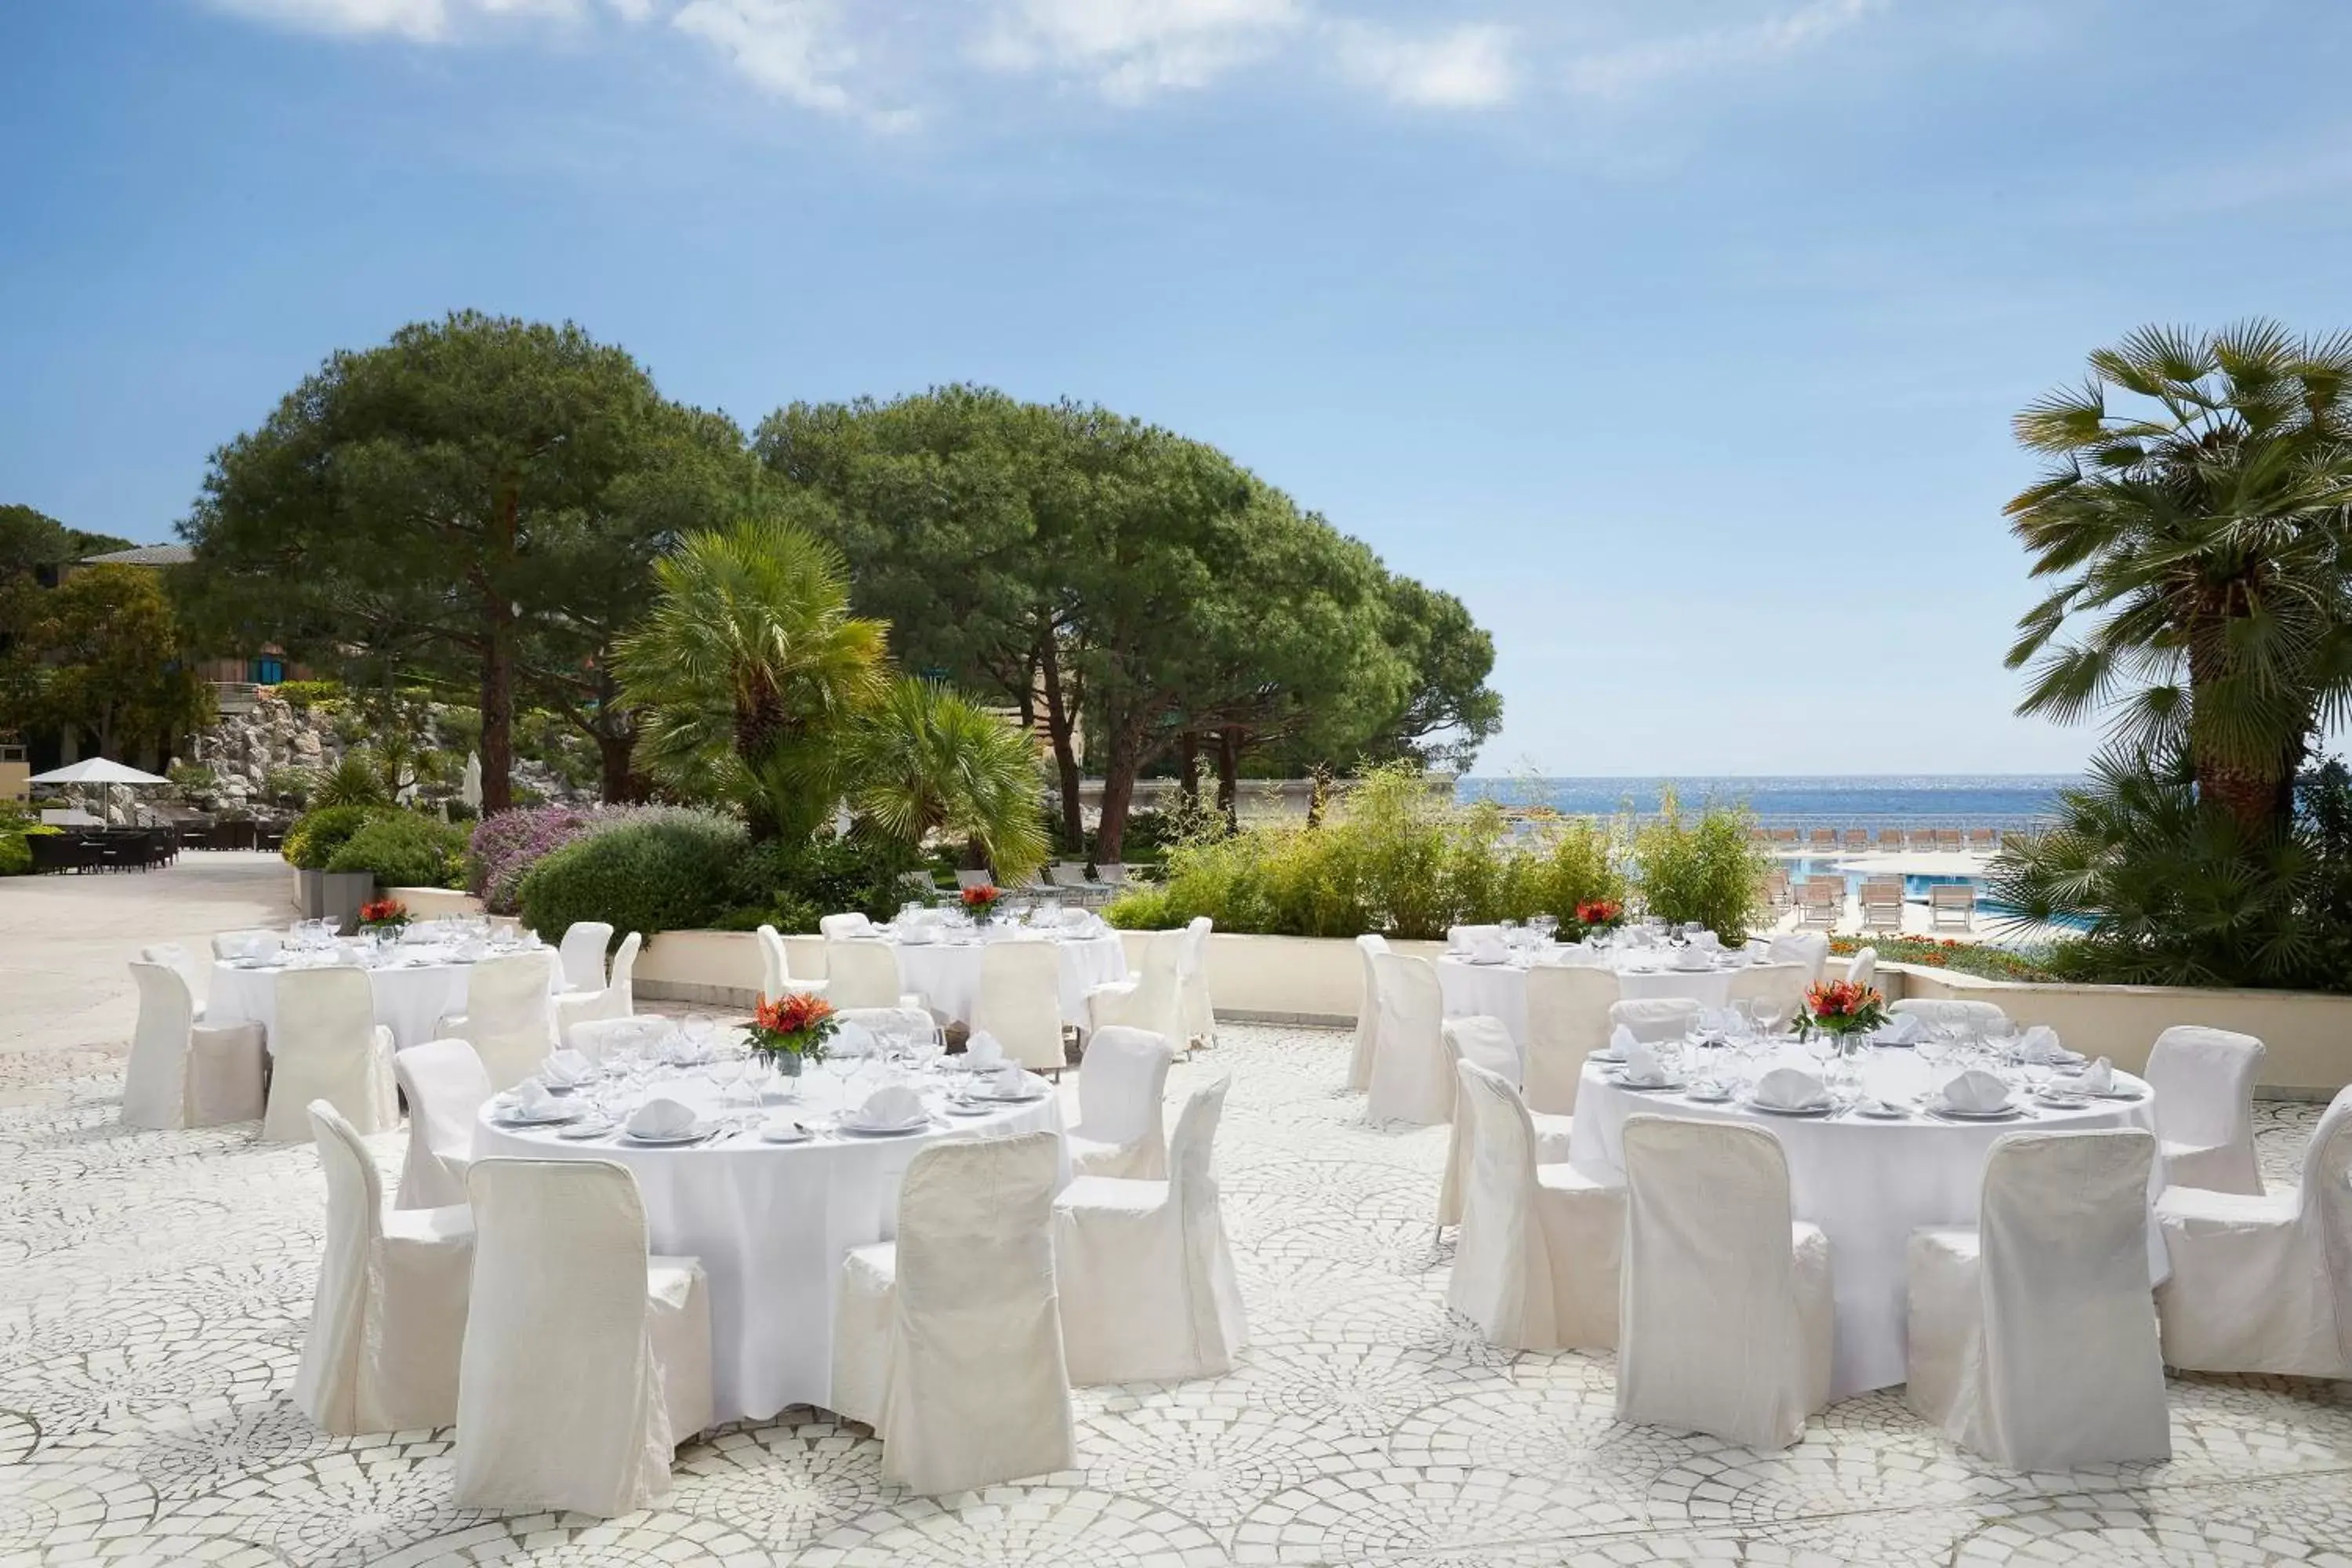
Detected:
left=383, top=887, right=488, bottom=919
left=634, top=928, right=826, bottom=1007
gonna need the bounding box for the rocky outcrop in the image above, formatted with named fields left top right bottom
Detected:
left=187, top=691, right=591, bottom=810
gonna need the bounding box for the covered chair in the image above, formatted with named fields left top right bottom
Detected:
left=1438, top=1015, right=1573, bottom=1229
left=1845, top=945, right=1878, bottom=992
left=292, top=1102, right=474, bottom=1436
left=1907, top=1130, right=2169, bottom=1469
left=2155, top=1083, right=2352, bottom=1378
left=1765, top=931, right=1829, bottom=982
left=212, top=928, right=281, bottom=962
left=831, top=1006, right=936, bottom=1058
left=756, top=924, right=828, bottom=1003
left=555, top=931, right=641, bottom=1046
left=830, top=1130, right=1074, bottom=1494
left=1348, top=934, right=1386, bottom=1092
left=392, top=1039, right=492, bottom=1211
left=1054, top=1080, right=1247, bottom=1385
left=436, top=949, right=559, bottom=1091
left=1066, top=1025, right=1175, bottom=1179
left=824, top=939, right=924, bottom=1011
left=1889, top=997, right=2010, bottom=1032
left=1521, top=963, right=1617, bottom=1115
left=137, top=942, right=208, bottom=1018
left=2146, top=1025, right=2267, bottom=1195
left=557, top=920, right=615, bottom=994
left=1729, top=962, right=1811, bottom=1029
left=1366, top=950, right=1450, bottom=1126
left=568, top=1014, right=671, bottom=1067
left=973, top=941, right=1068, bottom=1073
left=1608, top=996, right=1701, bottom=1043
left=1177, top=916, right=1215, bottom=1051
left=261, top=968, right=397, bottom=1142
left=452, top=1158, right=714, bottom=1517
left=1616, top=1115, right=1834, bottom=1450
left=1087, top=929, right=1185, bottom=1041
left=818, top=912, right=876, bottom=939
left=122, top=959, right=264, bottom=1130
left=1448, top=1061, right=1622, bottom=1351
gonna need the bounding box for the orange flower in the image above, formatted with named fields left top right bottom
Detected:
left=757, top=992, right=836, bottom=1036
left=961, top=884, right=1002, bottom=909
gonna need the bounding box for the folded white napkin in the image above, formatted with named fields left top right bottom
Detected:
left=1468, top=935, right=1509, bottom=965
left=993, top=1064, right=1029, bottom=1098
left=964, top=1031, right=1005, bottom=1069
left=1605, top=1023, right=1637, bottom=1058
left=506, top=1080, right=561, bottom=1120
left=627, top=1097, right=696, bottom=1138
left=855, top=1083, right=927, bottom=1130
left=1752, top=1066, right=1831, bottom=1112
left=1939, top=1069, right=2013, bottom=1113
left=330, top=946, right=365, bottom=967
left=1058, top=907, right=1093, bottom=929
left=898, top=923, right=938, bottom=946
left=1619, top=1040, right=1668, bottom=1087
left=2053, top=1055, right=2114, bottom=1096
left=1692, top=931, right=1722, bottom=952
left=1672, top=946, right=1711, bottom=971
left=1450, top=924, right=1502, bottom=953
left=1876, top=1012, right=1926, bottom=1045
left=541, top=1048, right=593, bottom=1087
left=1554, top=944, right=1600, bottom=967
left=2016, top=1025, right=2059, bottom=1064
left=829, top=1021, right=875, bottom=1058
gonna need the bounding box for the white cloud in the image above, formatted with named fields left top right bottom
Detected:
left=1565, top=0, right=1887, bottom=100
left=1331, top=20, right=1515, bottom=109
left=974, top=0, right=1305, bottom=103
left=668, top=0, right=864, bottom=116
left=202, top=0, right=636, bottom=42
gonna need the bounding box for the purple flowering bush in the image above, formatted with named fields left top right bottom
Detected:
left=469, top=804, right=736, bottom=913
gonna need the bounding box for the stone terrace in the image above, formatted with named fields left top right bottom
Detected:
left=2, top=858, right=2349, bottom=1566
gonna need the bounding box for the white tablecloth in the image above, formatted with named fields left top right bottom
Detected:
left=1566, top=1049, right=2163, bottom=1397
left=473, top=1070, right=1066, bottom=1423
left=883, top=933, right=1127, bottom=1026
left=208, top=949, right=561, bottom=1051
left=1436, top=954, right=1742, bottom=1041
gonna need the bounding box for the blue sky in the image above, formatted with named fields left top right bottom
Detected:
left=5, top=1, right=2350, bottom=777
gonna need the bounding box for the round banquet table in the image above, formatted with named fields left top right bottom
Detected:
left=473, top=1069, right=1067, bottom=1423
left=880, top=931, right=1127, bottom=1027
left=1565, top=1048, right=2164, bottom=1399
left=1436, top=953, right=1745, bottom=1043
left=207, top=947, right=564, bottom=1051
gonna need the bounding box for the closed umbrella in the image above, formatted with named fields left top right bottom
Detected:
left=461, top=753, right=484, bottom=811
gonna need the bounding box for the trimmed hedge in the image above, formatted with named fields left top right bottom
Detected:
left=281, top=805, right=383, bottom=870
left=517, top=815, right=750, bottom=942
left=326, top=813, right=469, bottom=889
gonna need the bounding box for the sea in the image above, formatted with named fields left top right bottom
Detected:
left=1455, top=775, right=2078, bottom=833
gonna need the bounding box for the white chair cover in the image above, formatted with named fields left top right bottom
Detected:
left=1907, top=1130, right=2169, bottom=1469
left=2155, top=1084, right=2352, bottom=1377
left=1366, top=951, right=1450, bottom=1126
left=1348, top=934, right=1386, bottom=1091
left=292, top=1102, right=474, bottom=1435
left=974, top=942, right=1067, bottom=1072
left=1054, top=1080, right=1247, bottom=1385
left=1438, top=1016, right=1575, bottom=1228
left=122, top=960, right=263, bottom=1130
left=1068, top=1025, right=1174, bottom=1179
left=1449, top=1061, right=1621, bottom=1351
left=819, top=912, right=876, bottom=940
left=556, top=932, right=642, bottom=1045
left=1178, top=916, right=1215, bottom=1051
left=568, top=1014, right=671, bottom=1067
left=138, top=942, right=207, bottom=1018
left=453, top=1158, right=714, bottom=1517
left=1888, top=997, right=2010, bottom=1030
left=1766, top=931, right=1829, bottom=982
left=1728, top=962, right=1810, bottom=1029
left=262, top=968, right=397, bottom=1142
left=442, top=949, right=560, bottom=1091
left=392, top=1039, right=492, bottom=1211
left=1087, top=930, right=1185, bottom=1042
left=1608, top=996, right=1701, bottom=1042
left=557, top=921, right=615, bottom=993
left=757, top=924, right=789, bottom=1000
left=829, top=1131, right=1074, bottom=1494
left=1523, top=963, right=1617, bottom=1114
left=1846, top=946, right=1877, bottom=991
left=2147, top=1025, right=2267, bottom=1195
left=1616, top=1115, right=1834, bottom=1450
left=826, top=939, right=919, bottom=1011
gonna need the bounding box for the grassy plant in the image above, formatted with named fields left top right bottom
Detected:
left=1631, top=788, right=1767, bottom=942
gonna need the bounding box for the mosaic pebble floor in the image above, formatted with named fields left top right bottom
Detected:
left=2, top=1022, right=2347, bottom=1567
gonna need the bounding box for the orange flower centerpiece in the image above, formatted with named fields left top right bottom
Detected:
left=357, top=896, right=410, bottom=932
left=746, top=992, right=838, bottom=1076
left=1796, top=978, right=1889, bottom=1041
left=960, top=884, right=1004, bottom=925
left=1569, top=898, right=1624, bottom=941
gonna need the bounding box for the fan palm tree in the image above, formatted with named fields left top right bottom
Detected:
left=2005, top=320, right=2352, bottom=838
left=844, top=677, right=1050, bottom=882
left=612, top=517, right=887, bottom=840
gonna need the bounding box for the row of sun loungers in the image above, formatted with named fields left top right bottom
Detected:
left=1751, top=826, right=2000, bottom=853
left=1762, top=871, right=1976, bottom=931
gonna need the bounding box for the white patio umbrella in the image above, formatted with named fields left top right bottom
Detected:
left=460, top=753, right=484, bottom=811
left=27, top=758, right=172, bottom=787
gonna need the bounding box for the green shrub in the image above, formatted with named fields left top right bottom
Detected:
left=728, top=833, right=924, bottom=933
left=0, top=836, right=31, bottom=876
left=325, top=812, right=468, bottom=889
left=272, top=679, right=343, bottom=710
left=168, top=763, right=219, bottom=802
left=312, top=753, right=389, bottom=808
left=517, top=815, right=750, bottom=942
left=1630, top=789, right=1767, bottom=942
left=260, top=766, right=316, bottom=808
left=282, top=804, right=383, bottom=870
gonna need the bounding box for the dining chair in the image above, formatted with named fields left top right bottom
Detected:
left=1907, top=1129, right=2169, bottom=1469
left=755, top=924, right=828, bottom=1003
left=437, top=949, right=560, bottom=1092
left=1086, top=930, right=1185, bottom=1042
left=391, top=1039, right=492, bottom=1211
left=818, top=912, right=876, bottom=940
left=830, top=1131, right=1073, bottom=1494
left=262, top=967, right=397, bottom=1142
left=1450, top=1060, right=1622, bottom=1352
left=1439, top=1016, right=1574, bottom=1229
left=1065, top=1025, right=1175, bottom=1179
left=556, top=921, right=615, bottom=994
left=122, top=959, right=264, bottom=1130
left=1054, top=1080, right=1247, bottom=1385
left=453, top=1158, right=713, bottom=1517
left=1615, top=1115, right=1834, bottom=1450
left=556, top=932, right=642, bottom=1046
left=1608, top=996, right=1702, bottom=1043
left=1348, top=933, right=1387, bottom=1092
left=1365, top=951, right=1450, bottom=1126
left=1177, top=916, right=1216, bottom=1053
left=1889, top=997, right=2009, bottom=1032
left=1765, top=931, right=1830, bottom=982
left=293, top=1101, right=474, bottom=1435
left=2145, top=1025, right=2267, bottom=1195
left=1845, top=945, right=1878, bottom=991
left=1521, top=963, right=1617, bottom=1114
left=973, top=941, right=1069, bottom=1073
left=137, top=942, right=209, bottom=1018
left=811, top=939, right=911, bottom=1013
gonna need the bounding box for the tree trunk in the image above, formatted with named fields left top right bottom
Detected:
left=1178, top=731, right=1200, bottom=807
left=478, top=488, right=519, bottom=814
left=1037, top=630, right=1085, bottom=853
left=1094, top=720, right=1142, bottom=866
left=1215, top=726, right=1241, bottom=831
left=595, top=730, right=641, bottom=804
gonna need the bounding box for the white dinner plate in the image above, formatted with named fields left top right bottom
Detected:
left=622, top=1123, right=710, bottom=1145
left=1852, top=1102, right=1913, bottom=1120
left=1609, top=1076, right=1686, bottom=1094
left=838, top=1119, right=934, bottom=1138
left=494, top=1105, right=580, bottom=1127
left=1929, top=1103, right=2024, bottom=1121
left=555, top=1119, right=616, bottom=1140
left=2093, top=1086, right=2145, bottom=1100
left=1748, top=1100, right=1836, bottom=1118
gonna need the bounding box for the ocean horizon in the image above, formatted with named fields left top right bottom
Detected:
left=1455, top=774, right=2079, bottom=831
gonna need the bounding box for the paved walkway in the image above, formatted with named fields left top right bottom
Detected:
left=2, top=863, right=2350, bottom=1565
